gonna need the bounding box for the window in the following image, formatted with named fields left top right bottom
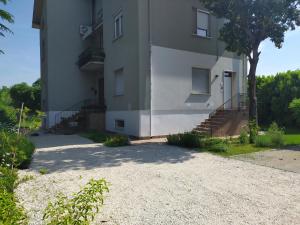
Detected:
left=114, top=69, right=124, bottom=96
left=115, top=120, right=125, bottom=129
left=114, top=12, right=123, bottom=39
left=192, top=68, right=210, bottom=94
left=196, top=10, right=209, bottom=37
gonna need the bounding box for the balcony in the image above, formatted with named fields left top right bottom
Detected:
left=78, top=47, right=105, bottom=71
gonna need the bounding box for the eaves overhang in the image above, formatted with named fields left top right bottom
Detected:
left=32, top=0, right=43, bottom=29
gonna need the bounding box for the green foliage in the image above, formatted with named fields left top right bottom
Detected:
left=0, top=167, right=27, bottom=225
left=39, top=168, right=48, bottom=175
left=289, top=98, right=300, bottom=127
left=257, top=70, right=300, bottom=127
left=255, top=135, right=272, bottom=147
left=80, top=131, right=111, bottom=143
left=0, top=167, right=17, bottom=193
left=104, top=135, right=129, bottom=147
left=0, top=131, right=35, bottom=169
left=200, top=0, right=300, bottom=57
left=267, top=122, right=285, bottom=147
left=43, top=179, right=109, bottom=225
left=0, top=0, right=14, bottom=54
left=9, top=81, right=41, bottom=112
left=167, top=132, right=229, bottom=152
left=167, top=132, right=205, bottom=148
left=249, top=120, right=259, bottom=144
left=255, top=123, right=284, bottom=148
left=239, top=129, right=249, bottom=145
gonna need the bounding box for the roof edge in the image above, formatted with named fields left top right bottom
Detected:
left=32, top=0, right=43, bottom=29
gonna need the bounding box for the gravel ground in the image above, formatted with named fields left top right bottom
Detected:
left=16, top=134, right=300, bottom=225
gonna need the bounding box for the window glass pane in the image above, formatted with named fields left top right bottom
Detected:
left=192, top=68, right=209, bottom=94
left=115, top=69, right=124, bottom=96
left=197, top=28, right=207, bottom=37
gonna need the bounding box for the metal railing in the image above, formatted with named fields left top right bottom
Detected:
left=53, top=99, right=102, bottom=129
left=78, top=47, right=105, bottom=69
left=209, top=93, right=248, bottom=118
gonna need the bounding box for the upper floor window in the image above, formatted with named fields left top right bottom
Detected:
left=196, top=10, right=210, bottom=37
left=114, top=11, right=123, bottom=39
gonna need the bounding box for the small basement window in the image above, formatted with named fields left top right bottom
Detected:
left=115, top=120, right=125, bottom=129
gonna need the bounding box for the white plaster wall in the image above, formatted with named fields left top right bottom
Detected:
left=151, top=112, right=209, bottom=136
left=46, top=111, right=79, bottom=128
left=106, top=110, right=150, bottom=137
left=150, top=45, right=246, bottom=136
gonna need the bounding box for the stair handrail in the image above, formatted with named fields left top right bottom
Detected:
left=54, top=99, right=97, bottom=129
left=209, top=93, right=248, bottom=118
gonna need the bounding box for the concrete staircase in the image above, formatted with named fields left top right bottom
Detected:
left=194, top=109, right=248, bottom=137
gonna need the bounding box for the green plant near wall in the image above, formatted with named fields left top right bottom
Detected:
left=43, top=179, right=109, bottom=225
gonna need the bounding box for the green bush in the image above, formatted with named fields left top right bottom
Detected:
left=267, top=122, right=284, bottom=147
left=239, top=129, right=249, bottom=144
left=0, top=167, right=27, bottom=225
left=43, top=179, right=109, bottom=225
left=167, top=132, right=204, bottom=148
left=81, top=131, right=111, bottom=143
left=104, top=135, right=129, bottom=147
left=289, top=98, right=300, bottom=127
left=0, top=131, right=35, bottom=169
left=255, top=135, right=272, bottom=147
left=0, top=167, right=17, bottom=193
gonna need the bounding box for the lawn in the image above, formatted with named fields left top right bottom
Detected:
left=213, top=144, right=269, bottom=157
left=80, top=131, right=111, bottom=143
left=211, top=134, right=300, bottom=157
left=283, top=134, right=300, bottom=146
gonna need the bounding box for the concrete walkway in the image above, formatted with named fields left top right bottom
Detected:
left=16, top=134, right=300, bottom=225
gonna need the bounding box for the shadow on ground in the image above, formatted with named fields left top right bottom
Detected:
left=29, top=135, right=195, bottom=173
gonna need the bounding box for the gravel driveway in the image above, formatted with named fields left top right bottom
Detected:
left=16, top=134, right=300, bottom=225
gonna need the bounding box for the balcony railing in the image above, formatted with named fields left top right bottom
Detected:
left=78, top=47, right=105, bottom=71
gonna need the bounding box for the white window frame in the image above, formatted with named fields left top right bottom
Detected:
left=196, top=9, right=210, bottom=38
left=114, top=11, right=123, bottom=39
left=192, top=67, right=211, bottom=95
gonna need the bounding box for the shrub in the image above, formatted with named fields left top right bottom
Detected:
left=249, top=120, right=259, bottom=143
left=104, top=135, right=129, bottom=147
left=239, top=129, right=249, bottom=144
left=167, top=132, right=205, bottom=149
left=255, top=135, right=272, bottom=147
left=0, top=167, right=18, bottom=193
left=0, top=131, right=35, bottom=169
left=201, top=138, right=229, bottom=153
left=289, top=98, right=300, bottom=127
left=81, top=131, right=111, bottom=143
left=0, top=167, right=27, bottom=224
left=267, top=122, right=284, bottom=147
left=43, top=179, right=109, bottom=225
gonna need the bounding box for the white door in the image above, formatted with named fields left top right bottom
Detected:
left=224, top=72, right=232, bottom=110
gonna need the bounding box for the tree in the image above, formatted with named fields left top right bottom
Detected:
left=200, top=0, right=300, bottom=142
left=0, top=0, right=14, bottom=54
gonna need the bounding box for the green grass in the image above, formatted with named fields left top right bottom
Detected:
left=80, top=131, right=112, bottom=143
left=283, top=134, right=300, bottom=146
left=211, top=144, right=269, bottom=157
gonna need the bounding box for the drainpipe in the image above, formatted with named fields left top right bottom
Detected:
left=148, top=0, right=152, bottom=137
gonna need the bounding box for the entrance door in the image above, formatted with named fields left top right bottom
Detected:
left=98, top=78, right=105, bottom=110
left=224, top=72, right=233, bottom=110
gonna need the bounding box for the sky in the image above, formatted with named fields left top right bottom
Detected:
left=0, top=1, right=300, bottom=87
